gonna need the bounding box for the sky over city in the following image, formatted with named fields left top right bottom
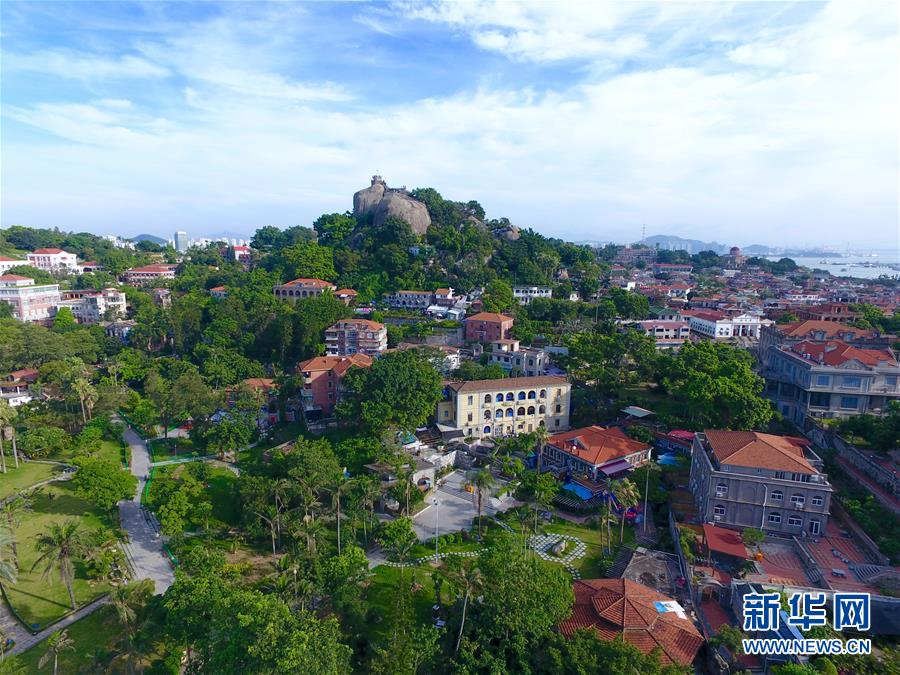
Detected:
left=1, top=1, right=898, bottom=248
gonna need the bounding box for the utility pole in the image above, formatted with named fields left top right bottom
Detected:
left=433, top=497, right=440, bottom=556
left=643, top=448, right=653, bottom=534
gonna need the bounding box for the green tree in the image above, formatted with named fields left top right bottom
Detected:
left=51, top=307, right=77, bottom=333
left=609, top=477, right=640, bottom=543
left=472, top=469, right=495, bottom=537
left=31, top=520, right=90, bottom=610
left=281, top=241, right=336, bottom=281
left=313, top=213, right=356, bottom=246
left=38, top=629, right=75, bottom=675
left=19, top=426, right=71, bottom=459
left=71, top=457, right=138, bottom=510
left=481, top=279, right=516, bottom=314
left=338, top=350, right=442, bottom=432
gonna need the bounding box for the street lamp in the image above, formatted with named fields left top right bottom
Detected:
left=433, top=497, right=440, bottom=556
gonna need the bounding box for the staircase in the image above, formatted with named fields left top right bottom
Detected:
left=607, top=546, right=635, bottom=578
left=851, top=563, right=900, bottom=583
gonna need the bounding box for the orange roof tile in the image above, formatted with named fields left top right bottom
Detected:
left=297, top=353, right=373, bottom=375
left=548, top=426, right=649, bottom=467
left=705, top=430, right=816, bottom=474
left=465, top=312, right=515, bottom=323
left=789, top=340, right=897, bottom=367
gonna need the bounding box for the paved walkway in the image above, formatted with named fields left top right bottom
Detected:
left=119, top=425, right=175, bottom=595
left=3, top=594, right=110, bottom=656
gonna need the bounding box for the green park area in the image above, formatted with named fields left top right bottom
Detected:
left=0, top=461, right=60, bottom=501
left=2, top=483, right=116, bottom=629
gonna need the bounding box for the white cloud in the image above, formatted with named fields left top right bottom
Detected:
left=3, top=50, right=169, bottom=79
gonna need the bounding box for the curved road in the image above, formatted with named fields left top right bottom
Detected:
left=2, top=423, right=174, bottom=657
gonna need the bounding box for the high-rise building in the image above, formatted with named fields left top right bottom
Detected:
left=174, top=231, right=189, bottom=252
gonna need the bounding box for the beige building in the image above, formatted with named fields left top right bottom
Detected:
left=436, top=375, right=570, bottom=439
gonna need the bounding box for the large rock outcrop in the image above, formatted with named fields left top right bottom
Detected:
left=353, top=175, right=432, bottom=235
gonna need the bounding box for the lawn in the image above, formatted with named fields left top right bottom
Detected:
left=365, top=564, right=440, bottom=644
left=544, top=518, right=636, bottom=578
left=2, top=483, right=115, bottom=629
left=0, top=461, right=59, bottom=501
left=147, top=437, right=197, bottom=461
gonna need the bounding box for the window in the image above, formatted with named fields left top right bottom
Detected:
left=887, top=376, right=898, bottom=388
left=484, top=410, right=492, bottom=420
left=506, top=408, right=514, bottom=417
left=496, top=409, right=504, bottom=418
left=539, top=389, right=546, bottom=398
left=771, top=491, right=783, bottom=502
left=483, top=394, right=491, bottom=404
left=506, top=392, right=514, bottom=401
left=483, top=426, right=491, bottom=434
left=768, top=512, right=782, bottom=524
left=495, top=393, right=503, bottom=403
left=791, top=494, right=805, bottom=507
left=788, top=516, right=802, bottom=526
left=840, top=396, right=859, bottom=410
left=555, top=404, right=561, bottom=413
left=815, top=375, right=830, bottom=387
left=841, top=376, right=861, bottom=389
left=443, top=410, right=449, bottom=418
left=810, top=520, right=821, bottom=535
left=539, top=405, right=546, bottom=414
left=517, top=407, right=525, bottom=416
left=467, top=413, right=473, bottom=423
left=555, top=419, right=560, bottom=427
left=518, top=392, right=526, bottom=400
left=527, top=406, right=535, bottom=415
left=716, top=484, right=728, bottom=497
left=713, top=505, right=726, bottom=516
left=775, top=471, right=786, bottom=480
left=468, top=395, right=473, bottom=405
left=811, top=495, right=824, bottom=507
left=528, top=390, right=536, bottom=399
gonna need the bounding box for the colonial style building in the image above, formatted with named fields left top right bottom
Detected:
left=124, top=264, right=178, bottom=286
left=297, top=354, right=373, bottom=419
left=0, top=274, right=61, bottom=322
left=325, top=319, right=387, bottom=357
left=689, top=430, right=832, bottom=537
left=512, top=285, right=552, bottom=305
left=57, top=288, right=127, bottom=323
left=635, top=320, right=691, bottom=349
left=27, top=248, right=78, bottom=273
left=688, top=311, right=761, bottom=339
left=0, top=256, right=30, bottom=274
left=386, top=289, right=434, bottom=310
left=542, top=425, right=651, bottom=481
left=762, top=340, right=899, bottom=423
left=273, top=278, right=336, bottom=300
left=486, top=339, right=549, bottom=376
left=436, top=375, right=570, bottom=439
left=464, top=312, right=514, bottom=343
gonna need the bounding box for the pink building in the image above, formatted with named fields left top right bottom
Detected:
left=273, top=278, right=336, bottom=300
left=27, top=248, right=79, bottom=273
left=297, top=354, right=373, bottom=418
left=124, top=264, right=178, bottom=286
left=0, top=274, right=61, bottom=323
left=325, top=319, right=387, bottom=357
left=464, top=312, right=515, bottom=343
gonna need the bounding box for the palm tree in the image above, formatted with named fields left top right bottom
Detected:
left=443, top=558, right=483, bottom=655
left=110, top=586, right=139, bottom=674
left=1, top=496, right=28, bottom=561
left=295, top=514, right=326, bottom=557
left=326, top=477, right=354, bottom=556
left=38, top=630, right=74, bottom=675
left=533, top=426, right=550, bottom=474
left=357, top=476, right=381, bottom=543
left=254, top=506, right=279, bottom=565
left=72, top=378, right=96, bottom=425
left=0, top=529, right=17, bottom=584
left=472, top=469, right=495, bottom=538
left=610, top=478, right=641, bottom=544
left=32, top=520, right=89, bottom=610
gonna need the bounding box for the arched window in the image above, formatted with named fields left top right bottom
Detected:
left=484, top=394, right=492, bottom=404
left=518, top=392, right=526, bottom=400
left=528, top=391, right=536, bottom=399
left=527, top=406, right=535, bottom=415
left=539, top=389, right=547, bottom=398
left=768, top=512, right=782, bottom=525
left=505, top=392, right=514, bottom=401
left=771, top=491, right=783, bottom=502
left=539, top=405, right=546, bottom=414
left=506, top=408, right=514, bottom=418
left=484, top=410, right=492, bottom=419
left=517, top=407, right=526, bottom=416
left=483, top=426, right=491, bottom=434
left=495, top=393, right=504, bottom=403
left=539, top=420, right=545, bottom=427
left=496, top=409, right=504, bottom=419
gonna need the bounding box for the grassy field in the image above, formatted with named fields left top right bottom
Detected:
left=3, top=483, right=115, bottom=629
left=147, top=437, right=197, bottom=461
left=545, top=518, right=635, bottom=578
left=0, top=461, right=60, bottom=500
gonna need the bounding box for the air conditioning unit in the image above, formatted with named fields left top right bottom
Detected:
left=713, top=515, right=722, bottom=522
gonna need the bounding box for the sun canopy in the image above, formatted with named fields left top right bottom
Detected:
left=621, top=406, right=654, bottom=418
left=599, top=459, right=633, bottom=476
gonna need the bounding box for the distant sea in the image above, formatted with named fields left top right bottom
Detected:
left=764, top=252, right=900, bottom=280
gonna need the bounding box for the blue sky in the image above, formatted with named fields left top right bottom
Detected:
left=1, top=1, right=897, bottom=248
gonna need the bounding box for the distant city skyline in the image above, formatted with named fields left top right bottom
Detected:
left=1, top=1, right=897, bottom=248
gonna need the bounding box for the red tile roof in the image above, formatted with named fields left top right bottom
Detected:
left=297, top=353, right=373, bottom=376
left=31, top=248, right=66, bottom=254
left=560, top=578, right=703, bottom=667
left=705, top=430, right=816, bottom=474
left=329, top=318, right=385, bottom=330
left=335, top=288, right=358, bottom=296
left=445, top=375, right=567, bottom=393
left=703, top=524, right=749, bottom=559
left=788, top=340, right=897, bottom=367
left=0, top=274, right=32, bottom=282
left=281, top=278, right=335, bottom=288
left=548, top=425, right=649, bottom=467
left=777, top=320, right=874, bottom=339
left=465, top=312, right=514, bottom=323
left=0, top=256, right=24, bottom=262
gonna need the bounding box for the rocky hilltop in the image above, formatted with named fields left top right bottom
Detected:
left=352, top=175, right=432, bottom=235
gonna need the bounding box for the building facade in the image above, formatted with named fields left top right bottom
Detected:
left=0, top=257, right=30, bottom=274
left=688, top=311, right=761, bottom=339
left=464, top=312, right=514, bottom=343
left=58, top=288, right=127, bottom=323
left=512, top=286, right=552, bottom=305
left=542, top=425, right=651, bottom=481
left=386, top=290, right=434, bottom=310
left=486, top=339, right=549, bottom=376
left=26, top=248, right=78, bottom=273
left=297, top=354, right=373, bottom=419
left=689, top=430, right=832, bottom=537
left=174, top=231, right=189, bottom=253
left=325, top=319, right=387, bottom=357
left=273, top=278, right=337, bottom=300
left=0, top=275, right=61, bottom=322
left=762, top=340, right=900, bottom=424
left=436, top=375, right=570, bottom=439
left=124, top=264, right=178, bottom=286
left=635, top=320, right=691, bottom=349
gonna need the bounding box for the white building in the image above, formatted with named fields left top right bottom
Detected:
left=688, top=311, right=762, bottom=339
left=0, top=275, right=61, bottom=322
left=58, top=288, right=127, bottom=324
left=174, top=231, right=189, bottom=253
left=26, top=248, right=78, bottom=273
left=0, top=257, right=31, bottom=274
left=513, top=286, right=552, bottom=305
left=487, top=339, right=550, bottom=376
left=386, top=290, right=434, bottom=310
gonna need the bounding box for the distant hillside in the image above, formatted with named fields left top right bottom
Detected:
left=639, top=234, right=728, bottom=254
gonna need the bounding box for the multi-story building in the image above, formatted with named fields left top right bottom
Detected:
left=542, top=425, right=651, bottom=481
left=759, top=320, right=894, bottom=365
left=0, top=256, right=30, bottom=274
left=273, top=278, right=336, bottom=301
left=436, top=375, right=571, bottom=439
left=690, top=430, right=832, bottom=537
left=487, top=339, right=549, bottom=376
left=79, top=261, right=104, bottom=273
left=688, top=311, right=761, bottom=339
left=0, top=274, right=61, bottom=322
left=26, top=248, right=78, bottom=273
left=231, top=245, right=252, bottom=263
left=651, top=262, right=693, bottom=276
left=614, top=247, right=657, bottom=265
left=464, top=312, right=514, bottom=343
left=513, top=286, right=552, bottom=305
left=325, top=319, right=387, bottom=357
left=386, top=290, right=434, bottom=310
left=763, top=340, right=899, bottom=424
left=635, top=320, right=691, bottom=349
left=174, top=231, right=189, bottom=253
left=124, top=264, right=178, bottom=286
left=57, top=288, right=127, bottom=323
left=297, top=353, right=373, bottom=419
left=796, top=303, right=861, bottom=323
